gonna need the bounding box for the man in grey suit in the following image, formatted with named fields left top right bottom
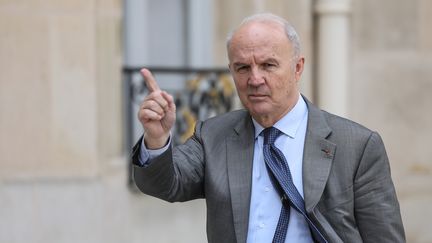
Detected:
left=132, top=13, right=405, bottom=243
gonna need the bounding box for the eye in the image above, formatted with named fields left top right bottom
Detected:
left=236, top=65, right=250, bottom=74
left=263, top=63, right=277, bottom=70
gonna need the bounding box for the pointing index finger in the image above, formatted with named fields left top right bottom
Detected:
left=140, top=68, right=160, bottom=92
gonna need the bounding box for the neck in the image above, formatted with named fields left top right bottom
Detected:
left=252, top=106, right=295, bottom=128
left=252, top=93, right=300, bottom=128
left=253, top=115, right=278, bottom=128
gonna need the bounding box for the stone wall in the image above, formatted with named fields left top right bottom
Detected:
left=351, top=0, right=432, bottom=241
left=0, top=1, right=137, bottom=242
left=0, top=0, right=123, bottom=180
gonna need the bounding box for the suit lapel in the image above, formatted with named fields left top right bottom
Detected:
left=302, top=98, right=336, bottom=212
left=226, top=114, right=255, bottom=243
left=224, top=99, right=335, bottom=240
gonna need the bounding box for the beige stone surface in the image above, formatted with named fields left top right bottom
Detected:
left=0, top=12, right=51, bottom=171
left=49, top=13, right=99, bottom=177
left=0, top=171, right=207, bottom=243
left=354, top=0, right=418, bottom=50
left=351, top=52, right=432, bottom=171
left=0, top=0, right=123, bottom=179
left=349, top=2, right=432, bottom=236
left=94, top=1, right=124, bottom=171
left=0, top=0, right=93, bottom=13
left=0, top=12, right=53, bottom=177
left=419, top=0, right=432, bottom=51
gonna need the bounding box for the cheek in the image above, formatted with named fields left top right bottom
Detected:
left=233, top=80, right=250, bottom=105
left=234, top=77, right=248, bottom=92
left=272, top=78, right=295, bottom=97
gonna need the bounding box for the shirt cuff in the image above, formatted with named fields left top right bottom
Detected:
left=138, top=135, right=171, bottom=166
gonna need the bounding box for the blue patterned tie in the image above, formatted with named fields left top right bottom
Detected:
left=263, top=127, right=327, bottom=243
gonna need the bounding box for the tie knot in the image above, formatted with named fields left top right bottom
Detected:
left=263, top=127, right=282, bottom=145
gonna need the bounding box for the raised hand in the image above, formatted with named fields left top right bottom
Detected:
left=138, top=68, right=176, bottom=149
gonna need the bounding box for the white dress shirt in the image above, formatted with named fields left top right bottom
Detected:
left=247, top=95, right=313, bottom=243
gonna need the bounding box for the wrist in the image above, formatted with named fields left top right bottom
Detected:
left=144, top=132, right=170, bottom=149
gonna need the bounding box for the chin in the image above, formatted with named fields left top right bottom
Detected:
left=241, top=98, right=271, bottom=114
left=248, top=105, right=273, bottom=117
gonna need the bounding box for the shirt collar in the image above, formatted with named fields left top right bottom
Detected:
left=252, top=94, right=308, bottom=139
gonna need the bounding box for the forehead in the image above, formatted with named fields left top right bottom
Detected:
left=228, top=21, right=292, bottom=61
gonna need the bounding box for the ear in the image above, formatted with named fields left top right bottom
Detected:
left=294, top=56, right=305, bottom=81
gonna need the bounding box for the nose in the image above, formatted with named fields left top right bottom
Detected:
left=248, top=67, right=265, bottom=86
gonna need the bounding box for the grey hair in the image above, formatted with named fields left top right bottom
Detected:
left=226, top=13, right=301, bottom=57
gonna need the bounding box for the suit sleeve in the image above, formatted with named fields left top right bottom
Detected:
left=354, top=132, right=405, bottom=242
left=132, top=122, right=206, bottom=202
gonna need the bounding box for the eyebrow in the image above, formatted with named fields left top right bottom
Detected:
left=261, top=57, right=279, bottom=63
left=232, top=57, right=279, bottom=66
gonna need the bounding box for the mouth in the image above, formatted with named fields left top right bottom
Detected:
left=248, top=94, right=268, bottom=101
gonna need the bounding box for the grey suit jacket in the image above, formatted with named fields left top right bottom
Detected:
left=132, top=98, right=405, bottom=243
